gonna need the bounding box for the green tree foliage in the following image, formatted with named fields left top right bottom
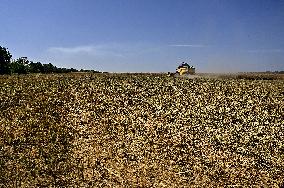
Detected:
left=10, top=57, right=29, bottom=74
left=0, top=46, right=12, bottom=74
left=0, top=45, right=105, bottom=75
left=42, top=63, right=56, bottom=73
left=28, top=62, right=44, bottom=73
left=0, top=45, right=83, bottom=74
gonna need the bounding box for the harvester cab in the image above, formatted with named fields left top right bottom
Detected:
left=176, top=62, right=195, bottom=76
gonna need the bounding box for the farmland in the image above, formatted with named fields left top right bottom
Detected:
left=0, top=73, right=283, bottom=187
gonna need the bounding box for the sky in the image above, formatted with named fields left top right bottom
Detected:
left=0, top=0, right=284, bottom=73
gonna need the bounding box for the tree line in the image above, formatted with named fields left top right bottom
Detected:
left=0, top=45, right=100, bottom=75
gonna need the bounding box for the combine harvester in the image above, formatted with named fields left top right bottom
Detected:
left=168, top=62, right=199, bottom=78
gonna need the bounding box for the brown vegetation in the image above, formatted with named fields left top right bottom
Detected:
left=0, top=73, right=283, bottom=187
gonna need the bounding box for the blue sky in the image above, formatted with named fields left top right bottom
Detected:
left=1, top=0, right=284, bottom=72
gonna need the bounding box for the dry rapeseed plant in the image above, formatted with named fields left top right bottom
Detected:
left=0, top=73, right=283, bottom=187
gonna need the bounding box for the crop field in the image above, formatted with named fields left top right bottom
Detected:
left=0, top=73, right=283, bottom=187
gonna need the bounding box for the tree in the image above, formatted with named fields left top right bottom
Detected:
left=0, top=46, right=12, bottom=74
left=1, top=45, right=91, bottom=75
left=10, top=58, right=29, bottom=74
left=28, top=62, right=43, bottom=73
left=42, top=63, right=56, bottom=73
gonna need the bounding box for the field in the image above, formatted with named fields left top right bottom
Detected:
left=0, top=73, right=283, bottom=187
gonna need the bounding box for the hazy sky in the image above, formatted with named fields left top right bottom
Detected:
left=1, top=0, right=284, bottom=72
